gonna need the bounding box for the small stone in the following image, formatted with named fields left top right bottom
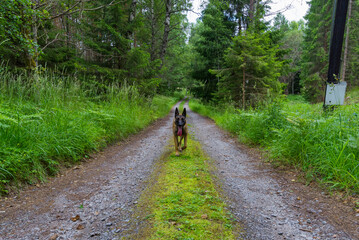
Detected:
left=278, top=232, right=284, bottom=235
left=90, top=232, right=100, bottom=237
left=106, top=222, right=113, bottom=226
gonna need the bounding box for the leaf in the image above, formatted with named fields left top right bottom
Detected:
left=76, top=224, right=85, bottom=230
left=70, top=215, right=81, bottom=222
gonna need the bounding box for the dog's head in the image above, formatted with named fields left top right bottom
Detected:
left=174, top=107, right=186, bottom=136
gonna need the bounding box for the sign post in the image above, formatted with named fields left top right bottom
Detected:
left=324, top=0, right=349, bottom=107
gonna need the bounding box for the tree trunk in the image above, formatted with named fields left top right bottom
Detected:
left=160, top=0, right=171, bottom=67
left=129, top=0, right=137, bottom=48
left=150, top=0, right=157, bottom=61
left=342, top=0, right=352, bottom=82
left=242, top=66, right=246, bottom=110
left=249, top=0, right=255, bottom=27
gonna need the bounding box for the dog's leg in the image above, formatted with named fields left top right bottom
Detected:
left=178, top=136, right=183, bottom=152
left=174, top=135, right=180, bottom=156
left=182, top=135, right=187, bottom=150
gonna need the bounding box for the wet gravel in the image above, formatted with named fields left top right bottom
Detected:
left=1, top=101, right=358, bottom=240
left=186, top=101, right=358, bottom=240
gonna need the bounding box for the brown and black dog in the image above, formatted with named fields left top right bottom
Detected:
left=173, top=107, right=187, bottom=156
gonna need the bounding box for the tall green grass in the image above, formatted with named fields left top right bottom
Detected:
left=0, top=65, right=177, bottom=193
left=190, top=97, right=359, bottom=194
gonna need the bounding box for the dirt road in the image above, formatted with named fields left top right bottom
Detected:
left=0, top=101, right=358, bottom=239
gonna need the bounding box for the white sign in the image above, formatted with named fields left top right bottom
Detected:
left=325, top=81, right=347, bottom=105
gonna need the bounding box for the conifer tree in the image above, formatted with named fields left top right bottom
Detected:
left=300, top=0, right=334, bottom=102
left=213, top=32, right=284, bottom=108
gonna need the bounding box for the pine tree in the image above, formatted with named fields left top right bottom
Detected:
left=213, top=32, right=284, bottom=108
left=344, top=0, right=359, bottom=88
left=300, top=0, right=334, bottom=103
left=190, top=1, right=235, bottom=101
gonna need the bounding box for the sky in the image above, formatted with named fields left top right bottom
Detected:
left=187, top=0, right=310, bottom=24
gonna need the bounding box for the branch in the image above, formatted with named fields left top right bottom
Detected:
left=41, top=33, right=60, bottom=51
left=49, top=0, right=82, bottom=20
left=49, top=0, right=124, bottom=20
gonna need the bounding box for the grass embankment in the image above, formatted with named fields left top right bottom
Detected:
left=190, top=96, right=359, bottom=194
left=134, top=136, right=238, bottom=239
left=0, top=67, right=181, bottom=193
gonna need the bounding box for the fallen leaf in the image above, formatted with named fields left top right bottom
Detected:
left=76, top=224, right=85, bottom=230
left=49, top=234, right=58, bottom=240
left=297, top=197, right=301, bottom=201
left=291, top=179, right=296, bottom=182
left=94, top=211, right=99, bottom=216
left=170, top=221, right=176, bottom=225
left=201, top=214, right=208, bottom=219
left=70, top=215, right=81, bottom=222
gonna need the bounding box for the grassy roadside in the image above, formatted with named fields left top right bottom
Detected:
left=189, top=97, right=359, bottom=194
left=129, top=136, right=239, bottom=239
left=0, top=67, right=182, bottom=194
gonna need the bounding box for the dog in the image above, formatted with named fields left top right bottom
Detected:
left=173, top=107, right=188, bottom=156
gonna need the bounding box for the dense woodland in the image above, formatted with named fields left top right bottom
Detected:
left=1, top=0, right=359, bottom=194
left=0, top=0, right=358, bottom=105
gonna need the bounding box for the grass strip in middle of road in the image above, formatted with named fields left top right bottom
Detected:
left=138, top=136, right=238, bottom=239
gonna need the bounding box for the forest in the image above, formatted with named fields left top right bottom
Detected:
left=0, top=0, right=359, bottom=193
left=1, top=0, right=359, bottom=102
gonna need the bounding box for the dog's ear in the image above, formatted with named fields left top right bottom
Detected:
left=175, top=107, right=179, bottom=117
left=182, top=108, right=186, bottom=117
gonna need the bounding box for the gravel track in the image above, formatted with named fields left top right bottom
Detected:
left=186, top=101, right=358, bottom=240
left=0, top=101, right=358, bottom=240
left=0, top=103, right=180, bottom=240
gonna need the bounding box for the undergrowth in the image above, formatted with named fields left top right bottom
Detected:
left=189, top=97, right=359, bottom=194
left=0, top=66, right=179, bottom=194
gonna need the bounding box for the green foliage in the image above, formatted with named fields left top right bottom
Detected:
left=0, top=0, right=44, bottom=66
left=189, top=1, right=235, bottom=101
left=190, top=97, right=359, bottom=193
left=213, top=32, right=285, bottom=108
left=300, top=0, right=334, bottom=103
left=0, top=66, right=176, bottom=194
left=345, top=0, right=359, bottom=88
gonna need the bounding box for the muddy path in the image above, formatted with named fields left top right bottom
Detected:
left=0, top=100, right=358, bottom=240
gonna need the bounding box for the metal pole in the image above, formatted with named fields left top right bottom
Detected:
left=327, top=0, right=350, bottom=84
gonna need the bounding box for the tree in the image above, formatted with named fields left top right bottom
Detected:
left=300, top=0, right=334, bottom=103
left=343, top=0, right=359, bottom=89
left=273, top=17, right=304, bottom=94
left=213, top=32, right=284, bottom=109
left=190, top=1, right=235, bottom=101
